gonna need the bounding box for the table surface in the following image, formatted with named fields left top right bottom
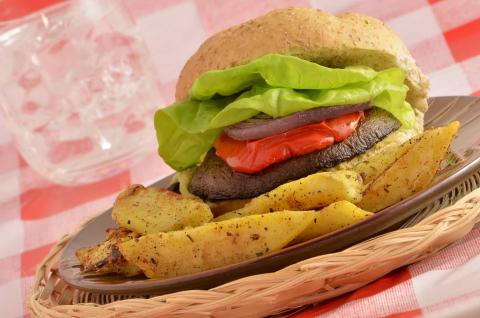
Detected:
left=1, top=1, right=480, bottom=317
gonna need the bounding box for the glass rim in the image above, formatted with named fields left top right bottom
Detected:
left=0, top=0, right=124, bottom=29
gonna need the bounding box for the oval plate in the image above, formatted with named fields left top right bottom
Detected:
left=59, top=96, right=480, bottom=295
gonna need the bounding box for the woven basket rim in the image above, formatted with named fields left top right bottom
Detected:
left=28, top=187, right=480, bottom=318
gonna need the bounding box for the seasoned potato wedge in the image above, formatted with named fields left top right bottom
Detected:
left=112, top=185, right=213, bottom=235
left=332, top=118, right=422, bottom=186
left=344, top=135, right=417, bottom=186
left=76, top=227, right=142, bottom=276
left=119, top=211, right=315, bottom=279
left=358, top=122, right=459, bottom=212
left=292, top=201, right=373, bottom=244
left=215, top=170, right=363, bottom=221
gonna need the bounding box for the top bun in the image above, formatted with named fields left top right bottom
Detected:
left=175, top=7, right=429, bottom=112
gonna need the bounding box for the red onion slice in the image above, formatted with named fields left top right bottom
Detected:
left=224, top=103, right=371, bottom=140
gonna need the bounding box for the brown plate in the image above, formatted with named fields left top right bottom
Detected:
left=59, top=96, right=480, bottom=295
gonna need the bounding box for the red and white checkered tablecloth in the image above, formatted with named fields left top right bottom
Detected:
left=1, top=1, right=480, bottom=317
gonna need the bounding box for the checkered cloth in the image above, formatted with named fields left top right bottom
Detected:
left=0, top=1, right=479, bottom=317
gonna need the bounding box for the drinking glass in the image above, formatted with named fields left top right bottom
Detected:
left=0, top=0, right=162, bottom=184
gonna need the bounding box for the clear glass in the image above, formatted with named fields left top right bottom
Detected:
left=0, top=0, right=162, bottom=185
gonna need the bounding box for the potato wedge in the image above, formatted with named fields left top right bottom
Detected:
left=344, top=134, right=418, bottom=186
left=215, top=170, right=363, bottom=221
left=119, top=211, right=315, bottom=279
left=292, top=201, right=373, bottom=244
left=358, top=122, right=459, bottom=212
left=331, top=117, right=422, bottom=186
left=76, top=227, right=142, bottom=276
left=112, top=185, right=213, bottom=235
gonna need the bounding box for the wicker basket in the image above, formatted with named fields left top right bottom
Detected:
left=28, top=185, right=480, bottom=318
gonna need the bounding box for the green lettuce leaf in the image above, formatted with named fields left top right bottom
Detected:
left=191, top=54, right=378, bottom=100
left=155, top=54, right=414, bottom=171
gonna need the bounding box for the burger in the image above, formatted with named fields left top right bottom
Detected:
left=154, top=7, right=429, bottom=205
left=75, top=8, right=445, bottom=282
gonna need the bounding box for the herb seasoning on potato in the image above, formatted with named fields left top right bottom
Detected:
left=76, top=7, right=458, bottom=280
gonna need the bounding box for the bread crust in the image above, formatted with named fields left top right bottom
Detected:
left=175, top=7, right=429, bottom=112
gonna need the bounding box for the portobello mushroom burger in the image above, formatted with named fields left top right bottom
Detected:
left=154, top=7, right=429, bottom=205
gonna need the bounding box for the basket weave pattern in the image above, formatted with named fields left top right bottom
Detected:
left=28, top=188, right=480, bottom=318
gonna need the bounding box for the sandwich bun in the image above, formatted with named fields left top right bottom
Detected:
left=175, top=7, right=429, bottom=113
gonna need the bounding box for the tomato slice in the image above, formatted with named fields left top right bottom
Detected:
left=214, top=111, right=364, bottom=174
